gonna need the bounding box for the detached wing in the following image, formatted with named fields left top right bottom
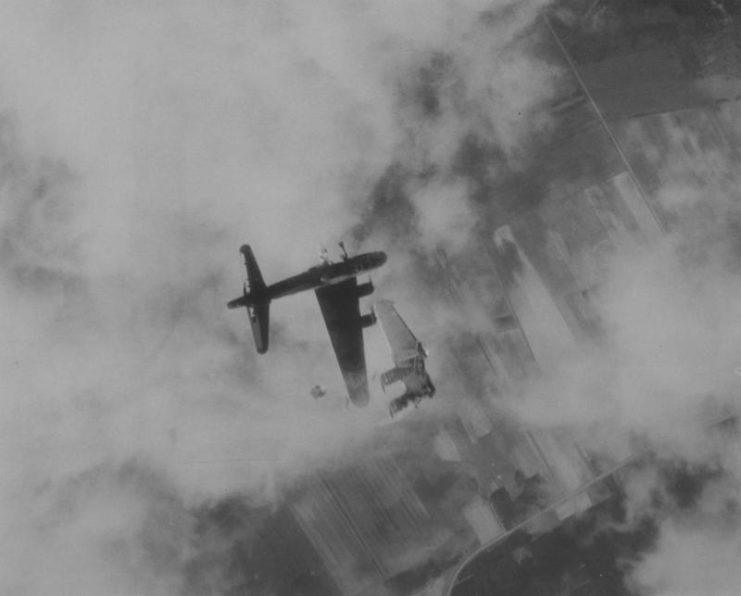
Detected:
left=315, top=278, right=371, bottom=407
left=374, top=300, right=419, bottom=366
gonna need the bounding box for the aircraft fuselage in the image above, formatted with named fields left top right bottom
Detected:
left=228, top=243, right=385, bottom=406
left=248, top=251, right=386, bottom=303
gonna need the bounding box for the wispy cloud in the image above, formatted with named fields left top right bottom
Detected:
left=505, top=99, right=741, bottom=592
left=0, top=1, right=555, bottom=593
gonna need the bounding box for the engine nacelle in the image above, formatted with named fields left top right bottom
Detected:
left=360, top=312, right=376, bottom=328
left=356, top=281, right=374, bottom=298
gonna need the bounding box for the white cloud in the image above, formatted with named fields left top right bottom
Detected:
left=0, top=1, right=557, bottom=593
left=503, top=104, right=741, bottom=593
left=634, top=519, right=741, bottom=596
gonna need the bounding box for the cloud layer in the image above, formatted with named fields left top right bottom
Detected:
left=0, top=1, right=556, bottom=594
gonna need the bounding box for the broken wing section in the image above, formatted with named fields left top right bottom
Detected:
left=315, top=278, right=375, bottom=407
left=374, top=299, right=420, bottom=367
left=374, top=300, right=435, bottom=416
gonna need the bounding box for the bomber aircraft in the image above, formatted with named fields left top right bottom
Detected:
left=374, top=299, right=435, bottom=416
left=227, top=242, right=386, bottom=406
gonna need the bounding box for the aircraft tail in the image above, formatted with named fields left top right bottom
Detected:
left=228, top=245, right=271, bottom=353
left=240, top=244, right=266, bottom=292
left=248, top=301, right=270, bottom=354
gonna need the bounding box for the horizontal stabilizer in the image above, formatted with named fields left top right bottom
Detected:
left=229, top=245, right=271, bottom=353
left=248, top=301, right=270, bottom=354
left=241, top=244, right=266, bottom=292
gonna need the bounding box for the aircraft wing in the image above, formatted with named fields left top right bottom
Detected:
left=374, top=300, right=420, bottom=366
left=315, top=278, right=370, bottom=407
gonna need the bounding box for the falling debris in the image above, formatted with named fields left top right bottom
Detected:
left=310, top=384, right=327, bottom=399
left=374, top=299, right=436, bottom=416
